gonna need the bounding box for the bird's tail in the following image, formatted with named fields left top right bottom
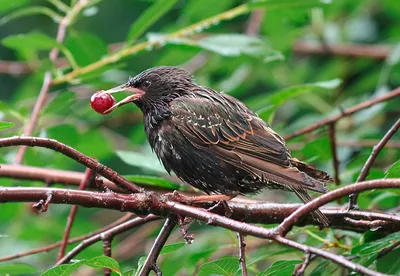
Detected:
left=292, top=188, right=330, bottom=227
left=290, top=158, right=332, bottom=183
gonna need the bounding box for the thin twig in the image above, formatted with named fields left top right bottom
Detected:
left=349, top=118, right=400, bottom=208
left=294, top=253, right=315, bottom=276
left=275, top=180, right=400, bottom=236
left=237, top=233, right=248, bottom=276
left=293, top=41, right=391, bottom=60
left=57, top=168, right=94, bottom=261
left=14, top=0, right=88, bottom=164
left=377, top=240, right=400, bottom=259
left=328, top=123, right=340, bottom=185
left=0, top=137, right=141, bottom=193
left=287, top=139, right=400, bottom=150
left=245, top=10, right=264, bottom=36
left=101, top=234, right=113, bottom=276
left=284, top=87, right=400, bottom=140
left=56, top=215, right=159, bottom=265
left=138, top=216, right=176, bottom=276
left=0, top=213, right=134, bottom=262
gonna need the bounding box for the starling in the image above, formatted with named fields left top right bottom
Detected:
left=102, top=66, right=331, bottom=226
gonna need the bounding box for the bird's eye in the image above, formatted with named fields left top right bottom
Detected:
left=143, top=80, right=151, bottom=88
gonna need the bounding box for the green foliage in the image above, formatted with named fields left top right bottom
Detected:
left=41, top=256, right=121, bottom=276
left=0, top=0, right=399, bottom=275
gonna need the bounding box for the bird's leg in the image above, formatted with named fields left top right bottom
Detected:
left=206, top=200, right=233, bottom=217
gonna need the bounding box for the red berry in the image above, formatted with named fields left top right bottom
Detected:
left=90, top=91, right=116, bottom=114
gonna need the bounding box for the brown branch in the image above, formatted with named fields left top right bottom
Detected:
left=293, top=41, right=391, bottom=60
left=377, top=240, right=400, bottom=259
left=245, top=10, right=264, bottom=36
left=237, top=233, right=248, bottom=276
left=164, top=201, right=388, bottom=276
left=0, top=164, right=123, bottom=191
left=0, top=186, right=397, bottom=275
left=328, top=123, right=340, bottom=185
left=0, top=137, right=141, bottom=193
left=288, top=139, right=400, bottom=150
left=284, top=87, right=400, bottom=140
left=349, top=118, right=400, bottom=208
left=0, top=213, right=134, bottom=262
left=56, top=215, right=159, bottom=265
left=275, top=179, right=400, bottom=236
left=357, top=118, right=400, bottom=182
left=14, top=0, right=88, bottom=165
left=57, top=168, right=94, bottom=261
left=138, top=216, right=176, bottom=276
left=102, top=234, right=113, bottom=276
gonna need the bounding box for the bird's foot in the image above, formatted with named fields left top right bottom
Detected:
left=176, top=214, right=195, bottom=244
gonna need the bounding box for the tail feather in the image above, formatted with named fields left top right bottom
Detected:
left=293, top=188, right=330, bottom=227
left=290, top=158, right=333, bottom=183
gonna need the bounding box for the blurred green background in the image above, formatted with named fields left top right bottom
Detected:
left=0, top=0, right=399, bottom=275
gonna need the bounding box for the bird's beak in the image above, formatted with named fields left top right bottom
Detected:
left=102, top=82, right=145, bottom=113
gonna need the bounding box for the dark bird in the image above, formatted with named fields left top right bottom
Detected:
left=103, top=66, right=331, bottom=226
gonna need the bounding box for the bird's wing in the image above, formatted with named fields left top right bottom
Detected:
left=170, top=94, right=327, bottom=193
left=170, top=94, right=291, bottom=167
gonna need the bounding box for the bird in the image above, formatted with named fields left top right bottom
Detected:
left=102, top=66, right=331, bottom=226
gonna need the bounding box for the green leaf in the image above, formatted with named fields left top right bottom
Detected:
left=252, top=79, right=341, bottom=123
left=199, top=257, right=240, bottom=276
left=0, top=6, right=62, bottom=25
left=2, top=32, right=77, bottom=68
left=385, top=159, right=400, bottom=178
left=117, top=150, right=167, bottom=174
left=0, top=121, right=15, bottom=131
left=0, top=0, right=30, bottom=12
left=124, top=175, right=185, bottom=191
left=122, top=269, right=136, bottom=276
left=376, top=248, right=400, bottom=274
left=257, top=260, right=303, bottom=276
left=2, top=32, right=60, bottom=51
left=249, top=0, right=329, bottom=10
left=0, top=263, right=38, bottom=274
left=65, top=32, right=108, bottom=67
left=160, top=242, right=186, bottom=254
left=41, top=256, right=121, bottom=276
left=150, top=33, right=282, bottom=61
left=126, top=0, right=178, bottom=43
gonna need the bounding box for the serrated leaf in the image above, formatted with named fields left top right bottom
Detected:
left=126, top=0, right=178, bottom=43
left=123, top=175, right=185, bottom=191
left=117, top=150, right=167, bottom=174
left=257, top=260, right=303, bottom=276
left=41, top=256, right=121, bottom=276
left=0, top=121, right=15, bottom=131
left=0, top=263, right=38, bottom=274
left=199, top=257, right=240, bottom=276
left=385, top=160, right=400, bottom=178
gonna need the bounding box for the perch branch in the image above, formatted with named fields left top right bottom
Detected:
left=238, top=233, right=248, bottom=276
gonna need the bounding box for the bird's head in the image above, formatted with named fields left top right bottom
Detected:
left=102, top=66, right=194, bottom=113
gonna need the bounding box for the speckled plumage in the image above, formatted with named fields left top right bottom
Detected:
left=109, top=66, right=331, bottom=226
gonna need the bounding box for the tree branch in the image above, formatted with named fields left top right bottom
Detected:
left=138, top=216, right=176, bottom=276
left=0, top=137, right=140, bottom=193
left=284, top=87, right=400, bottom=140
left=57, top=168, right=94, bottom=261
left=328, top=123, right=340, bottom=185
left=237, top=233, right=248, bottom=276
